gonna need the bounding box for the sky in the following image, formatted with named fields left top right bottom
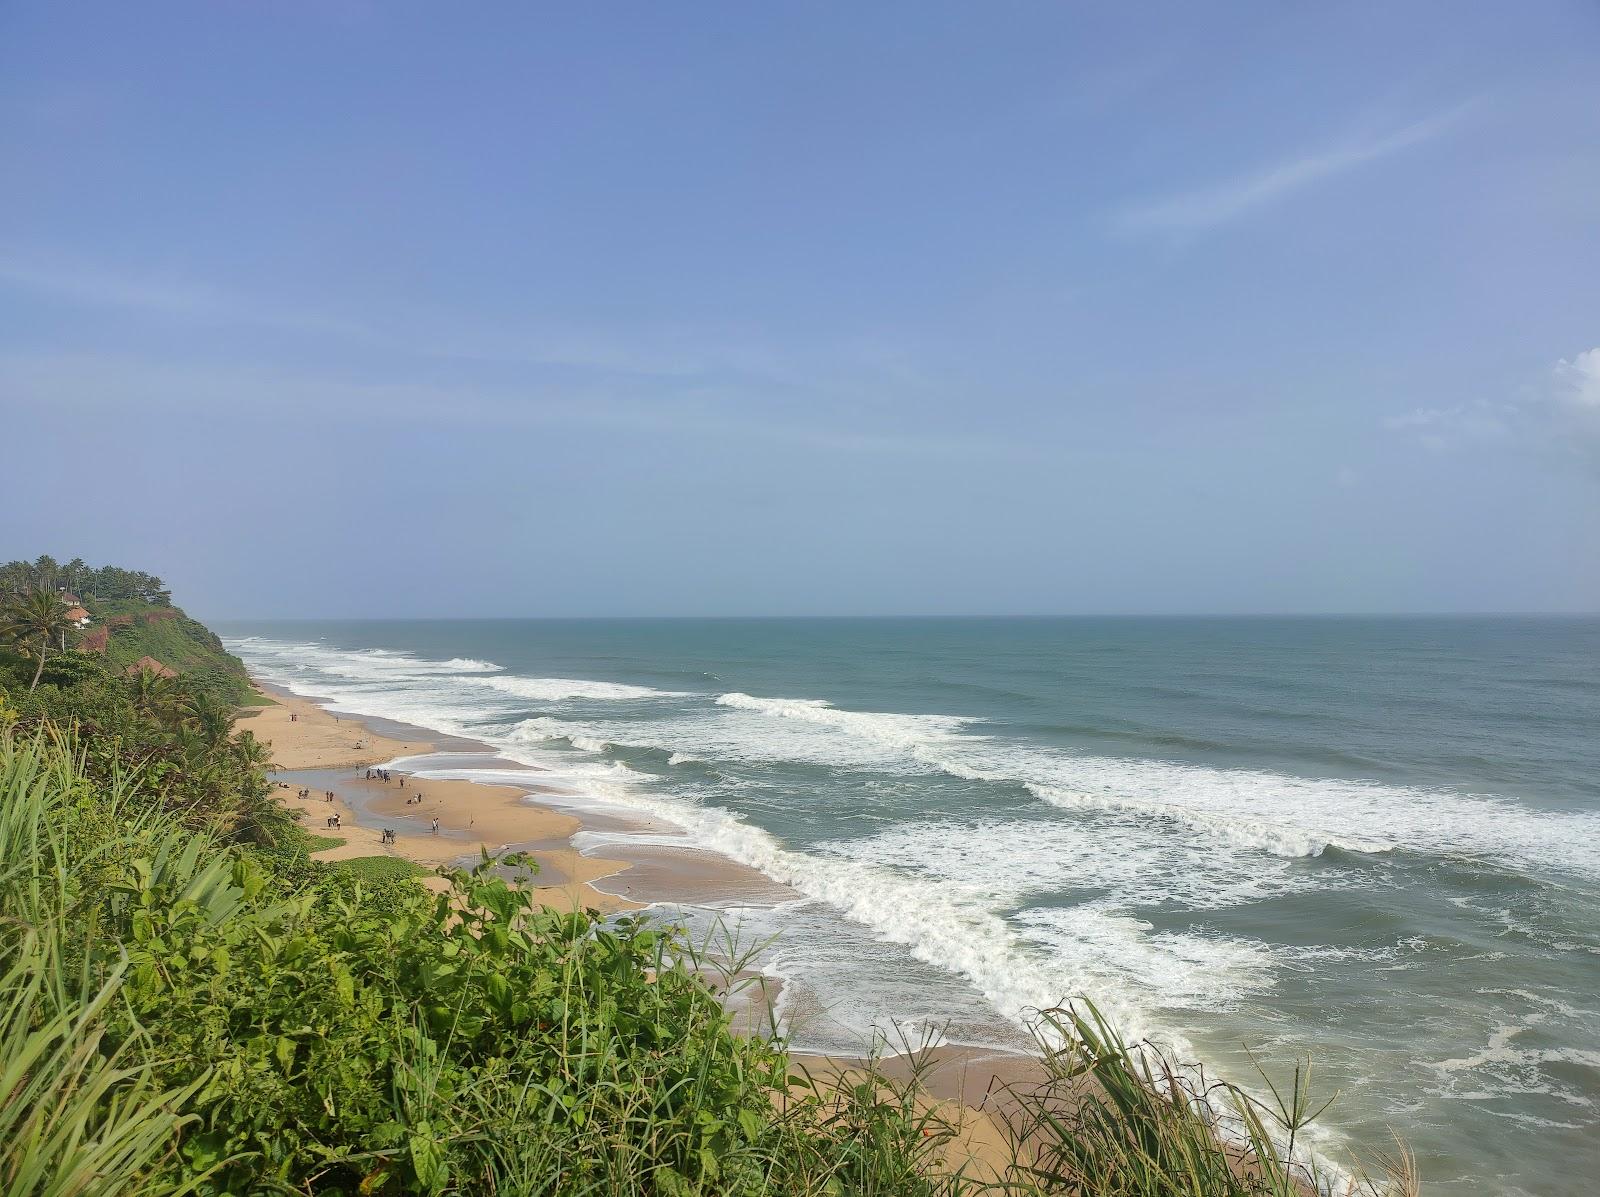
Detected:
left=1, top=2, right=1597, bottom=618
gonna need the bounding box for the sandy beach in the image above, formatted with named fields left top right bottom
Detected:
left=237, top=687, right=637, bottom=911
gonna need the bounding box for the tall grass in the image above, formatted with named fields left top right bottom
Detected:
left=0, top=732, right=205, bottom=1196
left=994, top=1004, right=1417, bottom=1197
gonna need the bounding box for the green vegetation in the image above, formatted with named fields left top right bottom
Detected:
left=0, top=560, right=1410, bottom=1196
left=325, top=854, right=432, bottom=881
left=2, top=555, right=253, bottom=703
left=1, top=555, right=170, bottom=604
left=1, top=588, right=73, bottom=692
left=0, top=732, right=956, bottom=1196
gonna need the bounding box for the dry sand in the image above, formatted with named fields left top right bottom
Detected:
left=239, top=688, right=636, bottom=911
left=237, top=689, right=423, bottom=769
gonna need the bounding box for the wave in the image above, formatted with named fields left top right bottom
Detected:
left=541, top=776, right=1174, bottom=1049
left=224, top=638, right=503, bottom=680
left=1022, top=783, right=1393, bottom=859
left=832, top=816, right=1331, bottom=914
left=480, top=676, right=688, bottom=701
left=718, top=690, right=1600, bottom=875
left=233, top=634, right=1600, bottom=880
left=716, top=692, right=973, bottom=746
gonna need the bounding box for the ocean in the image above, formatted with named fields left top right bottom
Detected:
left=217, top=616, right=1600, bottom=1196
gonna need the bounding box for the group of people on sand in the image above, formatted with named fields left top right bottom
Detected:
left=355, top=766, right=443, bottom=836
left=293, top=787, right=336, bottom=804
left=363, top=765, right=428, bottom=804
left=376, top=819, right=437, bottom=841
left=377, top=818, right=439, bottom=840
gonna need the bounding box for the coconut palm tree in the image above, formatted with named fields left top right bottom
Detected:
left=31, top=555, right=62, bottom=595
left=2, top=589, right=72, bottom=693
left=127, top=666, right=178, bottom=722
left=188, top=701, right=236, bottom=759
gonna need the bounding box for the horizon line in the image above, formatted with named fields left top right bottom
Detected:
left=202, top=610, right=1600, bottom=622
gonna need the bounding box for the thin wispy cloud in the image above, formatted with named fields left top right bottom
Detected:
left=1114, top=101, right=1478, bottom=234
left=0, top=257, right=220, bottom=316
left=0, top=247, right=914, bottom=398
left=0, top=250, right=372, bottom=340
left=0, top=349, right=1045, bottom=462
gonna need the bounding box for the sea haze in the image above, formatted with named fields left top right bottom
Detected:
left=219, top=616, right=1600, bottom=1197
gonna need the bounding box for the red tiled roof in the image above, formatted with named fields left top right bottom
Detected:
left=125, top=656, right=177, bottom=679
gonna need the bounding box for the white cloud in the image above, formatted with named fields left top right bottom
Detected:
left=1386, top=348, right=1600, bottom=474
left=1555, top=347, right=1600, bottom=410
left=1114, top=102, right=1477, bottom=234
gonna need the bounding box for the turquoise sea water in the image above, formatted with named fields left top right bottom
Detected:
left=218, top=616, right=1600, bottom=1196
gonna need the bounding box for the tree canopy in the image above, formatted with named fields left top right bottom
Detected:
left=0, top=556, right=171, bottom=605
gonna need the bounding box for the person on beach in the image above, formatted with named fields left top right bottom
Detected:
left=431, top=817, right=439, bottom=835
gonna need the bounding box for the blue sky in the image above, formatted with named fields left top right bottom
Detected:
left=1, top=2, right=1596, bottom=616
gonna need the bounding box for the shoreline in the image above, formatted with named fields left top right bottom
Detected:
left=236, top=674, right=1032, bottom=1176
left=237, top=684, right=639, bottom=910
left=238, top=680, right=806, bottom=914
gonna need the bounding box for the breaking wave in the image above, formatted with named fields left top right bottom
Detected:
left=478, top=676, right=688, bottom=702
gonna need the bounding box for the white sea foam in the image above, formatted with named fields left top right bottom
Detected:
left=478, top=675, right=687, bottom=701
left=225, top=638, right=502, bottom=680
left=816, top=816, right=1321, bottom=1012
left=831, top=816, right=1331, bottom=913
left=716, top=692, right=972, bottom=747
left=547, top=780, right=1171, bottom=1046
